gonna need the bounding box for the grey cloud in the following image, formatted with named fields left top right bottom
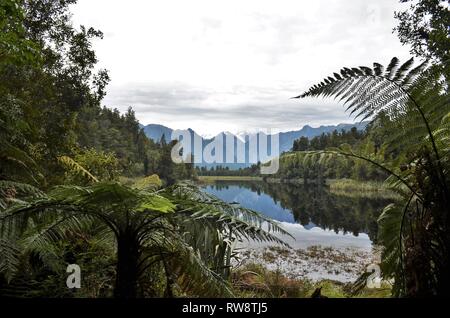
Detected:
left=75, top=0, right=409, bottom=135
left=106, top=83, right=210, bottom=107
left=103, top=82, right=354, bottom=133
left=201, top=17, right=222, bottom=30
left=245, top=0, right=403, bottom=65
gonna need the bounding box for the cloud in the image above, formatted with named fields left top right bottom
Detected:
left=104, top=81, right=354, bottom=136
left=72, top=0, right=413, bottom=136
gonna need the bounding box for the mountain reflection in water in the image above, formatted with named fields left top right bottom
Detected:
left=202, top=181, right=393, bottom=246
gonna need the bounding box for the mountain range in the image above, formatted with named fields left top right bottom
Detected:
left=140, top=122, right=368, bottom=168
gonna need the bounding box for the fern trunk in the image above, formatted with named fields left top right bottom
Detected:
left=114, top=232, right=140, bottom=298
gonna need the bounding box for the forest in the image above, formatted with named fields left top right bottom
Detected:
left=0, top=0, right=449, bottom=299
left=197, top=125, right=389, bottom=181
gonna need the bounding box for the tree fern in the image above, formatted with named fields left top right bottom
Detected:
left=0, top=182, right=290, bottom=297
left=293, top=57, right=450, bottom=296
left=294, top=58, right=446, bottom=166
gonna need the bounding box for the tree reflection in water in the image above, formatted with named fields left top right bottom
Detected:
left=203, top=181, right=394, bottom=243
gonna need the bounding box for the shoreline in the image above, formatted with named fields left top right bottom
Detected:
left=235, top=244, right=378, bottom=283
left=231, top=242, right=392, bottom=298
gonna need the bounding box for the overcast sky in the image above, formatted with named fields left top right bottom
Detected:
left=71, top=0, right=413, bottom=137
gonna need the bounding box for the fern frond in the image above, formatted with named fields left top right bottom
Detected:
left=385, top=57, right=400, bottom=79
left=0, top=181, right=44, bottom=211
left=293, top=57, right=448, bottom=179
left=393, top=58, right=414, bottom=82
left=58, top=156, right=99, bottom=183
left=162, top=182, right=292, bottom=240
left=0, top=238, right=20, bottom=283
left=0, top=140, right=44, bottom=185
left=157, top=234, right=235, bottom=297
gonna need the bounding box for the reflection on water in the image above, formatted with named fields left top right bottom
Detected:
left=202, top=181, right=392, bottom=244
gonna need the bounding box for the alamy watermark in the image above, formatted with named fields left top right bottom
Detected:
left=66, top=264, right=81, bottom=289
left=65, top=263, right=381, bottom=291
left=170, top=129, right=280, bottom=174
left=366, top=264, right=381, bottom=289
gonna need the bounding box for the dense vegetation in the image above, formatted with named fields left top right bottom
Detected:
left=196, top=126, right=389, bottom=181
left=292, top=127, right=365, bottom=152
left=0, top=0, right=194, bottom=186
left=276, top=121, right=393, bottom=182
left=0, top=0, right=284, bottom=298
left=274, top=0, right=450, bottom=296
left=196, top=163, right=262, bottom=177
left=0, top=0, right=448, bottom=298
left=292, top=51, right=449, bottom=296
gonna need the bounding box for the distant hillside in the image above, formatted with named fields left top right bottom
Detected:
left=278, top=122, right=368, bottom=153
left=140, top=122, right=369, bottom=168
left=141, top=124, right=173, bottom=143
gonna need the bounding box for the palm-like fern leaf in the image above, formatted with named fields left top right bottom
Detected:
left=293, top=57, right=450, bottom=297
left=0, top=238, right=20, bottom=282
left=294, top=57, right=449, bottom=190
left=1, top=182, right=291, bottom=296
left=0, top=140, right=44, bottom=185
left=142, top=231, right=235, bottom=297
left=162, top=182, right=292, bottom=239
left=0, top=180, right=44, bottom=210
left=58, top=156, right=99, bottom=183
left=295, top=57, right=428, bottom=110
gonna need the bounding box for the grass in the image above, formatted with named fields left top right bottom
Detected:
left=232, top=263, right=312, bottom=298
left=328, top=178, right=388, bottom=191
left=328, top=179, right=400, bottom=199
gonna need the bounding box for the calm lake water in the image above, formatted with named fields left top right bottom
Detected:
left=202, top=181, right=391, bottom=250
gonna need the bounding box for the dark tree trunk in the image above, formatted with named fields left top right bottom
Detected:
left=114, top=233, right=140, bottom=298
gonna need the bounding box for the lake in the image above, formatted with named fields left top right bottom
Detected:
left=202, top=180, right=391, bottom=251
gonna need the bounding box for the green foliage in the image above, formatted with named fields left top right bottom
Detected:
left=5, top=0, right=448, bottom=299
left=76, top=106, right=153, bottom=178
left=0, top=137, right=44, bottom=185
left=196, top=163, right=262, bottom=178
left=393, top=0, right=450, bottom=78
left=59, top=149, right=121, bottom=185
left=74, top=149, right=121, bottom=181
left=0, top=0, right=109, bottom=185
left=294, top=57, right=450, bottom=296
left=0, top=180, right=44, bottom=210
left=0, top=0, right=41, bottom=66
left=58, top=155, right=99, bottom=185
left=292, top=127, right=365, bottom=151
left=0, top=0, right=194, bottom=188
left=0, top=182, right=290, bottom=298
left=133, top=174, right=163, bottom=191
left=376, top=202, right=405, bottom=295
left=328, top=179, right=399, bottom=199
left=0, top=0, right=290, bottom=299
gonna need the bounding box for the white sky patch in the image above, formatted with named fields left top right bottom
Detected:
left=71, top=0, right=412, bottom=137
